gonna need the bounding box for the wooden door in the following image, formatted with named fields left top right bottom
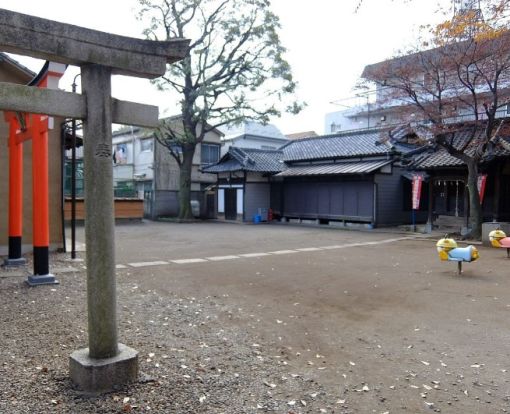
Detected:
left=225, top=189, right=237, bottom=220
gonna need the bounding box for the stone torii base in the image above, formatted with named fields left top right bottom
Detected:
left=70, top=344, right=138, bottom=393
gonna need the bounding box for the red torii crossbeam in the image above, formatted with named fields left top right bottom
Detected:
left=3, top=61, right=65, bottom=285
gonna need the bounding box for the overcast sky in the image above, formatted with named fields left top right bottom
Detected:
left=2, top=0, right=449, bottom=135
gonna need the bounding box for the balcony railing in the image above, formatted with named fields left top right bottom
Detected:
left=331, top=109, right=510, bottom=135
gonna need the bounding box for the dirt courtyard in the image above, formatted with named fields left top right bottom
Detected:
left=1, top=221, right=510, bottom=413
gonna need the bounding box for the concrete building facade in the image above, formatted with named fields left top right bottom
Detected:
left=220, top=121, right=288, bottom=155
left=112, top=119, right=222, bottom=219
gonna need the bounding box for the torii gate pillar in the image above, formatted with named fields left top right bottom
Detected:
left=81, top=65, right=118, bottom=358
left=68, top=64, right=136, bottom=390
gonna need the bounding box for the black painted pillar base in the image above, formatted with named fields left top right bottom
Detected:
left=2, top=236, right=27, bottom=267
left=34, top=246, right=49, bottom=276
left=26, top=274, right=58, bottom=286
left=3, top=257, right=27, bottom=267
left=25, top=246, right=58, bottom=286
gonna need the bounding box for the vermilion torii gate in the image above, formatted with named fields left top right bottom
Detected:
left=3, top=61, right=66, bottom=286
left=0, top=9, right=188, bottom=392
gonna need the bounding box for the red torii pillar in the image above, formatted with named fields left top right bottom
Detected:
left=30, top=113, right=52, bottom=283
left=3, top=62, right=65, bottom=285
left=3, top=114, right=25, bottom=267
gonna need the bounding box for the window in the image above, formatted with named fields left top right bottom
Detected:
left=113, top=143, right=128, bottom=164
left=140, top=138, right=153, bottom=152
left=201, top=143, right=220, bottom=165
left=261, top=145, right=276, bottom=150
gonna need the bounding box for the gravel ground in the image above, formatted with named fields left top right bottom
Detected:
left=2, top=222, right=510, bottom=413
left=0, top=254, right=336, bottom=414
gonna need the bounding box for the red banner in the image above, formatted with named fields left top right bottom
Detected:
left=412, top=175, right=423, bottom=210
left=477, top=174, right=487, bottom=204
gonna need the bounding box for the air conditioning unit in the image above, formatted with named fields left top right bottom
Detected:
left=191, top=200, right=200, bottom=218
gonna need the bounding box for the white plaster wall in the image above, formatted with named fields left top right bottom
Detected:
left=237, top=189, right=244, bottom=215
left=218, top=189, right=225, bottom=213
left=221, top=136, right=288, bottom=155
left=134, top=138, right=154, bottom=180
left=113, top=164, right=134, bottom=181
left=246, top=172, right=270, bottom=182
left=324, top=110, right=370, bottom=134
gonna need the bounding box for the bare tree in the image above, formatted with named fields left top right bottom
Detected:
left=362, top=0, right=510, bottom=238
left=137, top=0, right=303, bottom=219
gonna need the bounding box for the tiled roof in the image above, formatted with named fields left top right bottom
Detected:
left=204, top=128, right=425, bottom=174
left=205, top=121, right=510, bottom=174
left=281, top=129, right=402, bottom=162
left=412, top=127, right=510, bottom=169
left=275, top=159, right=392, bottom=177
left=0, top=52, right=35, bottom=78
left=203, top=147, right=285, bottom=173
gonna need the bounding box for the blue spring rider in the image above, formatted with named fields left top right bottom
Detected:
left=436, top=235, right=479, bottom=274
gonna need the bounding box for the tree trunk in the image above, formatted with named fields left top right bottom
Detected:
left=178, top=144, right=195, bottom=220
left=465, top=159, right=482, bottom=239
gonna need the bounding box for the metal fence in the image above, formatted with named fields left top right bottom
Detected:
left=64, top=159, right=139, bottom=198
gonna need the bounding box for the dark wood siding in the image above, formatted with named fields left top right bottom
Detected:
left=282, top=178, right=374, bottom=222
left=270, top=182, right=283, bottom=215
left=501, top=171, right=510, bottom=221
left=374, top=169, right=428, bottom=226
left=374, top=172, right=404, bottom=226
left=244, top=182, right=271, bottom=221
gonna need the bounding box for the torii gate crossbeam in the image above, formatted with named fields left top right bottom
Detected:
left=0, top=8, right=189, bottom=393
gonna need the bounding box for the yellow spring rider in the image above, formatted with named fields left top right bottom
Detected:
left=489, top=229, right=510, bottom=258
left=436, top=235, right=479, bottom=274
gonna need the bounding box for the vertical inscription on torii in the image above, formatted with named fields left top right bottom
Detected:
left=95, top=143, right=112, bottom=158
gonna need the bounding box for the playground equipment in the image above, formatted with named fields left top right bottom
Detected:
left=3, top=61, right=66, bottom=285
left=436, top=235, right=479, bottom=274
left=488, top=229, right=510, bottom=258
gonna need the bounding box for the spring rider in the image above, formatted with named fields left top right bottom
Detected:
left=488, top=229, right=510, bottom=258
left=436, top=235, right=479, bottom=274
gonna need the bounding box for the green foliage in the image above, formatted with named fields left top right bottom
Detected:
left=138, top=0, right=304, bottom=148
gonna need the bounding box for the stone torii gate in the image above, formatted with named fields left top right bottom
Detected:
left=0, top=9, right=188, bottom=392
